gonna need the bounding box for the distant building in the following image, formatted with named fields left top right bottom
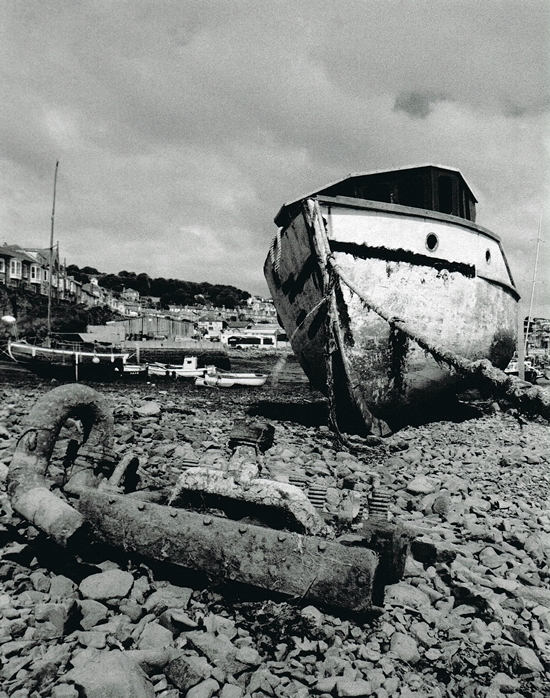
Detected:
left=525, top=317, right=550, bottom=364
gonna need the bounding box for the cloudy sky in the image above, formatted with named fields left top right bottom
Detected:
left=1, top=0, right=549, bottom=319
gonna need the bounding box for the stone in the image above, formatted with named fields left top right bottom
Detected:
left=185, top=631, right=239, bottom=673
left=384, top=582, right=432, bottom=610
left=336, top=678, right=373, bottom=696
left=65, top=650, right=155, bottom=698
left=143, top=584, right=193, bottom=614
left=220, top=685, right=244, bottom=698
left=513, top=646, right=544, bottom=673
left=51, top=686, right=80, bottom=698
left=390, top=633, right=420, bottom=664
left=79, top=570, right=134, bottom=601
left=235, top=646, right=261, bottom=665
left=138, top=622, right=174, bottom=650
left=316, top=677, right=339, bottom=693
left=78, top=599, right=109, bottom=630
left=490, top=673, right=521, bottom=692
left=135, top=401, right=162, bottom=417
left=77, top=630, right=107, bottom=649
left=165, top=656, right=210, bottom=691
left=432, top=492, right=452, bottom=516
left=119, top=600, right=143, bottom=623
left=49, top=575, right=78, bottom=600
left=406, top=475, right=438, bottom=494
left=186, top=678, right=220, bottom=698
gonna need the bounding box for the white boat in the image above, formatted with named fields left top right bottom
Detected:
left=122, top=363, right=148, bottom=376
left=195, top=367, right=268, bottom=387
left=504, top=358, right=542, bottom=384
left=265, top=164, right=519, bottom=434
left=147, top=356, right=207, bottom=379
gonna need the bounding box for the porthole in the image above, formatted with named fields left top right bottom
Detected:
left=485, top=249, right=491, bottom=264
left=426, top=233, right=439, bottom=252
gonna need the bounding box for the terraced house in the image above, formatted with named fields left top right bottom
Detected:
left=0, top=243, right=80, bottom=303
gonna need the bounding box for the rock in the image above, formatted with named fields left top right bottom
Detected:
left=384, top=582, right=432, bottom=609
left=185, top=631, right=239, bottom=673
left=65, top=650, right=155, bottom=698
left=336, top=678, right=373, bottom=696
left=316, top=677, right=339, bottom=693
left=524, top=531, right=550, bottom=562
left=234, top=646, right=261, bottom=665
left=165, top=655, right=210, bottom=691
left=513, top=646, right=544, bottom=673
left=138, top=622, right=174, bottom=650
left=78, top=600, right=109, bottom=630
left=79, top=570, right=134, bottom=601
left=432, top=492, right=452, bottom=516
left=220, top=685, right=244, bottom=698
left=144, top=584, right=193, bottom=614
left=49, top=575, right=78, bottom=600
left=300, top=605, right=324, bottom=625
left=51, top=686, right=80, bottom=698
left=390, top=633, right=420, bottom=663
left=135, top=401, right=162, bottom=417
left=490, top=673, right=521, bottom=692
left=119, top=600, right=143, bottom=623
left=186, top=678, right=220, bottom=698
left=78, top=630, right=107, bottom=649
left=406, top=475, right=438, bottom=494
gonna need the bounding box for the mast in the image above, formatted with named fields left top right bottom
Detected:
left=523, top=211, right=543, bottom=360
left=46, top=160, right=59, bottom=343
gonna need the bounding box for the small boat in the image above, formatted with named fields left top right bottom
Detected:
left=122, top=363, right=149, bottom=376
left=147, top=356, right=207, bottom=379
left=265, top=164, right=519, bottom=434
left=8, top=339, right=129, bottom=380
left=195, top=366, right=268, bottom=387
left=504, top=358, right=542, bottom=384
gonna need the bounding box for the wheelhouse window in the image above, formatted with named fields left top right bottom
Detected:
left=438, top=176, right=453, bottom=215
left=0, top=259, right=5, bottom=273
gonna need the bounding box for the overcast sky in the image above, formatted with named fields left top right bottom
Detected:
left=1, top=1, right=549, bottom=319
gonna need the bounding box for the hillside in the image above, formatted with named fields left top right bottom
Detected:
left=66, top=265, right=251, bottom=309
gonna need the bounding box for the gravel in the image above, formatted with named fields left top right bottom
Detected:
left=0, top=361, right=549, bottom=697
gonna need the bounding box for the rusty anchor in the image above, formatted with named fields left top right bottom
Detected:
left=8, top=384, right=412, bottom=614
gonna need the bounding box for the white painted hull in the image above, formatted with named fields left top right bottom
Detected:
left=195, top=372, right=268, bottom=387
left=265, top=196, right=518, bottom=433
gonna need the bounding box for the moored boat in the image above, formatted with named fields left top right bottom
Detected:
left=265, top=164, right=519, bottom=434
left=147, top=355, right=207, bottom=379
left=504, top=358, right=542, bottom=384
left=8, top=339, right=129, bottom=380
left=195, top=366, right=268, bottom=387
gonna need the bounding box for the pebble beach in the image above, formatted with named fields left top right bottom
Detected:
left=0, top=355, right=549, bottom=698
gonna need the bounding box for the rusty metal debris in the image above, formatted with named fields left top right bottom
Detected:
left=8, top=384, right=412, bottom=613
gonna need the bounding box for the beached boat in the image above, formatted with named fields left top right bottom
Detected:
left=147, top=356, right=207, bottom=379
left=8, top=339, right=129, bottom=380
left=195, top=367, right=268, bottom=387
left=265, top=164, right=519, bottom=434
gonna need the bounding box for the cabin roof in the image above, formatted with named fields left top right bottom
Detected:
left=274, top=164, right=478, bottom=227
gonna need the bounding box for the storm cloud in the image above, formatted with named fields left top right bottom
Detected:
left=1, top=0, right=548, bottom=317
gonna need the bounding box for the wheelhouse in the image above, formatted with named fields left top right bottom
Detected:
left=275, top=165, right=477, bottom=229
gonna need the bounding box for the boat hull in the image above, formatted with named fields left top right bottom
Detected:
left=8, top=341, right=129, bottom=381
left=195, top=372, right=268, bottom=387
left=265, top=197, right=518, bottom=433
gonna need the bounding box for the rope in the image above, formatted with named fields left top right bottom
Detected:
left=327, top=253, right=550, bottom=420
